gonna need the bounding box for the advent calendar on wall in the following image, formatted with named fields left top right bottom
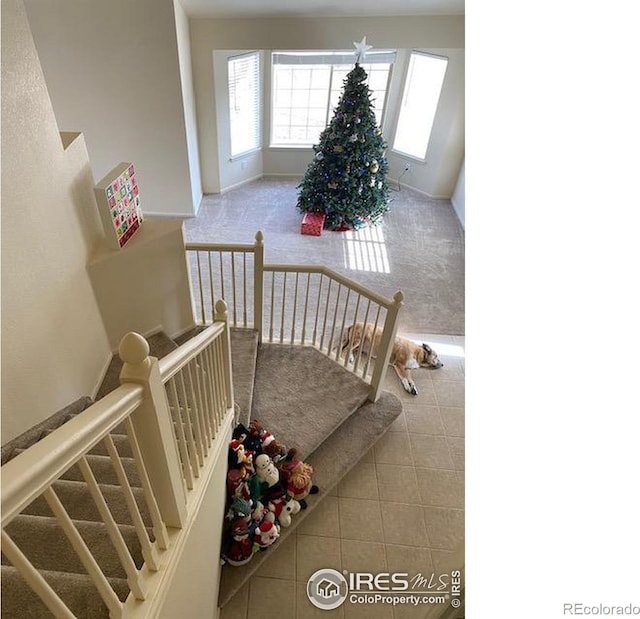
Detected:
left=94, top=162, right=143, bottom=249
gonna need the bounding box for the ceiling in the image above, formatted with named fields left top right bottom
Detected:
left=180, top=0, right=464, bottom=19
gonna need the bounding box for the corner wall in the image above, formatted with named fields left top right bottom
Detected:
left=452, top=159, right=465, bottom=228
left=1, top=0, right=112, bottom=443
left=174, top=0, right=204, bottom=213
left=23, top=0, right=198, bottom=217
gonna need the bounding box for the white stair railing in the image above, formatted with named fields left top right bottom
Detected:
left=185, top=233, right=264, bottom=338
left=1, top=301, right=235, bottom=618
left=185, top=231, right=403, bottom=402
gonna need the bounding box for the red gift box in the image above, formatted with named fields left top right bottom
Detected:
left=301, top=212, right=325, bottom=236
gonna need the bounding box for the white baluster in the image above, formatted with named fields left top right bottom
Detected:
left=1, top=530, right=75, bottom=618
left=43, top=487, right=123, bottom=618
left=369, top=291, right=404, bottom=402
left=77, top=455, right=147, bottom=599
left=254, top=231, right=264, bottom=342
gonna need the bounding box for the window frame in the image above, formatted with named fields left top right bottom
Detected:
left=392, top=50, right=449, bottom=162
left=269, top=50, right=395, bottom=149
left=227, top=50, right=261, bottom=159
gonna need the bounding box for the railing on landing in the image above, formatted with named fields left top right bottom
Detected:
left=185, top=231, right=403, bottom=402
left=0, top=301, right=235, bottom=618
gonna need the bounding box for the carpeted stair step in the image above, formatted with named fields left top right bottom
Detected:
left=95, top=331, right=179, bottom=401
left=1, top=565, right=128, bottom=618
left=218, top=390, right=403, bottom=607
left=2, top=514, right=145, bottom=579
left=250, top=344, right=372, bottom=457
left=229, top=328, right=259, bottom=427
left=12, top=450, right=141, bottom=488
left=23, top=479, right=152, bottom=528
left=1, top=397, right=93, bottom=466
left=87, top=432, right=134, bottom=459
left=172, top=325, right=207, bottom=346
left=172, top=326, right=259, bottom=426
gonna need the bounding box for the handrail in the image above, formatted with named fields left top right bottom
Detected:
left=1, top=383, right=144, bottom=527
left=1, top=304, right=236, bottom=618
left=185, top=241, right=257, bottom=253
left=263, top=263, right=396, bottom=309
left=158, top=322, right=225, bottom=383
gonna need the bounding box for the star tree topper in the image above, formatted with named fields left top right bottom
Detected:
left=353, top=36, right=373, bottom=64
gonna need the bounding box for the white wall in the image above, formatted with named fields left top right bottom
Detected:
left=385, top=48, right=465, bottom=198
left=158, top=431, right=229, bottom=619
left=174, top=0, right=204, bottom=213
left=190, top=15, right=464, bottom=196
left=24, top=0, right=198, bottom=218
left=1, top=0, right=112, bottom=443
left=88, top=221, right=195, bottom=351
left=452, top=159, right=465, bottom=228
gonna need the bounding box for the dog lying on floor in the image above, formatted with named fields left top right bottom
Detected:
left=340, top=322, right=443, bottom=395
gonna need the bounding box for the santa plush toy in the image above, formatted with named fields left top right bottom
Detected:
left=253, top=520, right=280, bottom=550
left=221, top=518, right=254, bottom=566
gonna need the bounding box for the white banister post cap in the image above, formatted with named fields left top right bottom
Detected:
left=255, top=231, right=264, bottom=244
left=215, top=299, right=229, bottom=319
left=393, top=291, right=404, bottom=305
left=119, top=332, right=150, bottom=365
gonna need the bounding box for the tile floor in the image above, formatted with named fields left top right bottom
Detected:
left=220, top=337, right=464, bottom=619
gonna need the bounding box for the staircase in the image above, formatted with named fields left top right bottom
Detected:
left=1, top=324, right=402, bottom=616
left=2, top=233, right=406, bottom=616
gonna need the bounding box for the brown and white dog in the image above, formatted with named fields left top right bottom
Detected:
left=340, top=322, right=443, bottom=395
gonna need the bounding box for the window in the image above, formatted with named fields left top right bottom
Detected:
left=393, top=52, right=448, bottom=160
left=270, top=50, right=394, bottom=147
left=228, top=51, right=260, bottom=157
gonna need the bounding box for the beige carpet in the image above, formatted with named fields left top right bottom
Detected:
left=250, top=344, right=372, bottom=458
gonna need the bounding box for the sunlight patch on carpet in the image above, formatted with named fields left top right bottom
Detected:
left=342, top=226, right=390, bottom=274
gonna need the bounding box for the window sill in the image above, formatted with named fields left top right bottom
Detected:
left=268, top=144, right=315, bottom=151
left=229, top=147, right=261, bottom=162
left=390, top=150, right=428, bottom=164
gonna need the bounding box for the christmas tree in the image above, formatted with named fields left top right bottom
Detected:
left=297, top=40, right=390, bottom=231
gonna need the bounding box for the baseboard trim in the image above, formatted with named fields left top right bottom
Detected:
left=92, top=352, right=114, bottom=400
left=143, top=211, right=192, bottom=219
left=169, top=323, right=199, bottom=342
left=388, top=178, right=450, bottom=200
left=261, top=173, right=301, bottom=180
left=220, top=174, right=263, bottom=194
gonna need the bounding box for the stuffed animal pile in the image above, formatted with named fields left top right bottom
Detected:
left=221, top=420, right=319, bottom=566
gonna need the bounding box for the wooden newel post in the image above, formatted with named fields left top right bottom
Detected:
left=253, top=231, right=264, bottom=344
left=119, top=332, right=187, bottom=528
left=214, top=299, right=235, bottom=411
left=368, top=291, right=404, bottom=402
